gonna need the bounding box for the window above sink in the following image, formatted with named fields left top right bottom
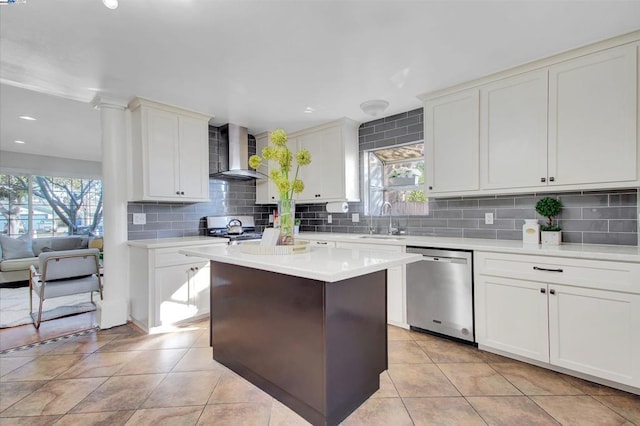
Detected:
left=364, top=141, right=428, bottom=216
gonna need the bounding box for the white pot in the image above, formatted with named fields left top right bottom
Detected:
left=541, top=231, right=562, bottom=245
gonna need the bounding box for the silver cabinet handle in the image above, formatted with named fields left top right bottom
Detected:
left=533, top=266, right=563, bottom=273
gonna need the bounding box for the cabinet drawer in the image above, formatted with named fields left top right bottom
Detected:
left=475, top=251, right=640, bottom=294
left=154, top=245, right=217, bottom=268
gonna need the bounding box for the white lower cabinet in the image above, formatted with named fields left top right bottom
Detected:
left=475, top=251, right=640, bottom=390
left=129, top=242, right=224, bottom=332
left=155, top=260, right=210, bottom=327
left=335, top=241, right=406, bottom=327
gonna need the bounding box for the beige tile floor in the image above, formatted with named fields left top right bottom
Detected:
left=1, top=319, right=639, bottom=425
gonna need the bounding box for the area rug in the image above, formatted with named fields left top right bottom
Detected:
left=0, top=287, right=96, bottom=328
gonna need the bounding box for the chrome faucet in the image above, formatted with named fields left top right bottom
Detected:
left=381, top=201, right=398, bottom=235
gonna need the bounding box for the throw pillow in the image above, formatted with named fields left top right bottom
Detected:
left=0, top=234, right=35, bottom=260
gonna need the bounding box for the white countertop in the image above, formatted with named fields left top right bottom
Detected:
left=179, top=245, right=422, bottom=282
left=297, top=232, right=640, bottom=263
left=128, top=236, right=228, bottom=249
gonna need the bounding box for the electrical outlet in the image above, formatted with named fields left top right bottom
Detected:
left=352, top=213, right=360, bottom=223
left=132, top=213, right=146, bottom=225
left=327, top=214, right=333, bottom=224
left=268, top=214, right=274, bottom=224
left=484, top=212, right=494, bottom=225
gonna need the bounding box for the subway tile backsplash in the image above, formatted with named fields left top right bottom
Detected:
left=128, top=109, right=639, bottom=246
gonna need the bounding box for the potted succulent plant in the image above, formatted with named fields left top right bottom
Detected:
left=535, top=197, right=563, bottom=245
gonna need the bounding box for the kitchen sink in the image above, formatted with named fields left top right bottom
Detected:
left=358, top=235, right=406, bottom=241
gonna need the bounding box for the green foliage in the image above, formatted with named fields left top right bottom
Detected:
left=535, top=197, right=562, bottom=231
left=407, top=190, right=427, bottom=202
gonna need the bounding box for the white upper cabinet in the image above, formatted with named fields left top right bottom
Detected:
left=548, top=44, right=638, bottom=187
left=425, top=89, right=480, bottom=194
left=256, top=118, right=360, bottom=204
left=296, top=118, right=360, bottom=203
left=129, top=97, right=211, bottom=202
left=419, top=34, right=640, bottom=197
left=480, top=70, right=548, bottom=190
left=255, top=132, right=279, bottom=204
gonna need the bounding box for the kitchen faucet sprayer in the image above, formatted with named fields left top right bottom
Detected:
left=381, top=201, right=398, bottom=235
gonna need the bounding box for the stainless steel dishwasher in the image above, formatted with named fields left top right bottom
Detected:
left=406, top=247, right=474, bottom=343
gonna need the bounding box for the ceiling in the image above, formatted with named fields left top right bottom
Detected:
left=1, top=1, right=639, bottom=163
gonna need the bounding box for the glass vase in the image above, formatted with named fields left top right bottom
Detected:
left=277, top=199, right=296, bottom=245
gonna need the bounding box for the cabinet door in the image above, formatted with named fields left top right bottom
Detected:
left=480, top=70, right=548, bottom=189
left=475, top=275, right=549, bottom=362
left=335, top=241, right=405, bottom=326
left=548, top=44, right=638, bottom=186
left=192, top=262, right=211, bottom=317
left=178, top=115, right=209, bottom=200
left=425, top=89, right=480, bottom=194
left=255, top=133, right=278, bottom=204
left=145, top=107, right=180, bottom=199
left=297, top=126, right=345, bottom=202
left=548, top=284, right=640, bottom=387
left=155, top=264, right=198, bottom=327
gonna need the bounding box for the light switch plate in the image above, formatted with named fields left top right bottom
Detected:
left=327, top=214, right=333, bottom=224
left=484, top=212, right=494, bottom=225
left=132, top=213, right=146, bottom=225
left=352, top=213, right=360, bottom=223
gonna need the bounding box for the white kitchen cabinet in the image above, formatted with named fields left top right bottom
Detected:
left=255, top=132, right=279, bottom=204
left=129, top=97, right=211, bottom=202
left=129, top=241, right=224, bottom=332
left=475, top=251, right=640, bottom=390
left=420, top=36, right=640, bottom=197
left=335, top=241, right=405, bottom=327
left=480, top=70, right=548, bottom=190
left=548, top=44, right=638, bottom=187
left=293, top=118, right=360, bottom=203
left=424, top=89, right=479, bottom=194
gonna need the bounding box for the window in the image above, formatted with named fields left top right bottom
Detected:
left=0, top=174, right=103, bottom=237
left=364, top=142, right=428, bottom=216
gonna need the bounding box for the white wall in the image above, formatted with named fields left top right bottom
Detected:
left=0, top=151, right=101, bottom=179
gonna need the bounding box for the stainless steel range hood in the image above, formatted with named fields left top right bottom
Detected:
left=210, top=123, right=267, bottom=180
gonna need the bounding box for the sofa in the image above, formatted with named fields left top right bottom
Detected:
left=0, top=235, right=99, bottom=285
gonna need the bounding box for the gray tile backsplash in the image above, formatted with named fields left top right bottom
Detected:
left=128, top=109, right=639, bottom=246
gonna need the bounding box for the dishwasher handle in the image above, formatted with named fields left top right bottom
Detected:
left=418, top=255, right=468, bottom=265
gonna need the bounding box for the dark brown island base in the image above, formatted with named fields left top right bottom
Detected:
left=211, top=262, right=387, bottom=426
left=178, top=244, right=421, bottom=426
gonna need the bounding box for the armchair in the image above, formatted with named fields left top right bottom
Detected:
left=29, top=248, right=103, bottom=328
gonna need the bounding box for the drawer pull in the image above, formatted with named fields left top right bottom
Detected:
left=533, top=266, right=563, bottom=273
left=317, top=241, right=328, bottom=245
left=549, top=289, right=556, bottom=295
left=540, top=288, right=546, bottom=294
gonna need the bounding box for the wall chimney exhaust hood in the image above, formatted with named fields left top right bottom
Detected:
left=210, top=123, right=267, bottom=180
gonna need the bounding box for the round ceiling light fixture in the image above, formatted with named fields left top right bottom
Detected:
left=360, top=99, right=389, bottom=117
left=102, top=0, right=118, bottom=9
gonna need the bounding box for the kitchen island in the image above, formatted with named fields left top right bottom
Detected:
left=179, top=245, right=421, bottom=426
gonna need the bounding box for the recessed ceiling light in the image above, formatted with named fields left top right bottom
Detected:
left=14, top=140, right=26, bottom=144
left=19, top=115, right=36, bottom=121
left=304, top=107, right=315, bottom=114
left=102, top=0, right=118, bottom=9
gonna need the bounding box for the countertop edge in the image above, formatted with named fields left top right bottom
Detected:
left=179, top=246, right=422, bottom=282
left=296, top=233, right=640, bottom=263
left=127, top=236, right=229, bottom=249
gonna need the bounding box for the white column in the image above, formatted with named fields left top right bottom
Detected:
left=92, top=96, right=129, bottom=329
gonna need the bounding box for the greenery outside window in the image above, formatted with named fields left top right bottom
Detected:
left=0, top=174, right=103, bottom=237
left=364, top=142, right=428, bottom=216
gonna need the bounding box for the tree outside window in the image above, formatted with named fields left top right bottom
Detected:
left=0, top=174, right=103, bottom=237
